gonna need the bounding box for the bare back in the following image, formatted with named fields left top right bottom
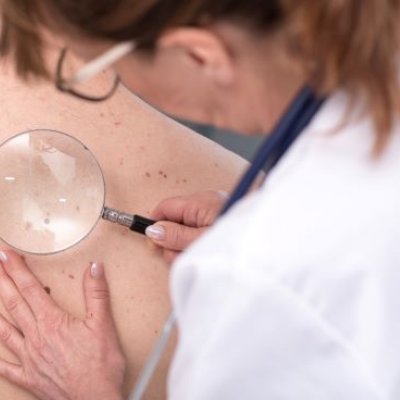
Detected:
left=0, top=61, right=247, bottom=399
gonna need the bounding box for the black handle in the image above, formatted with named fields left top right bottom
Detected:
left=130, top=215, right=156, bottom=235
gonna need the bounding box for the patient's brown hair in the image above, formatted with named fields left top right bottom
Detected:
left=1, top=0, right=400, bottom=150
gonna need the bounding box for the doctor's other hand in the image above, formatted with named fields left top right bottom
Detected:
left=146, top=190, right=228, bottom=264
left=0, top=250, right=125, bottom=400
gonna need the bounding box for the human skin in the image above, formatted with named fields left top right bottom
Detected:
left=0, top=54, right=247, bottom=399
left=63, top=23, right=304, bottom=136
left=52, top=22, right=302, bottom=261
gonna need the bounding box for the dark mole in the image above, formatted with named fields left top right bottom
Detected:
left=100, top=112, right=105, bottom=117
left=76, top=205, right=80, bottom=212
left=114, top=121, right=121, bottom=126
left=83, top=145, right=89, bottom=151
left=154, top=330, right=159, bottom=335
left=214, top=162, right=220, bottom=168
left=145, top=172, right=151, bottom=178
left=44, top=218, right=50, bottom=225
left=68, top=274, right=75, bottom=280
left=44, top=286, right=51, bottom=295
left=158, top=170, right=163, bottom=176
left=183, top=179, right=188, bottom=183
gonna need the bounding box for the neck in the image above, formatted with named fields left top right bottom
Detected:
left=212, top=24, right=305, bottom=135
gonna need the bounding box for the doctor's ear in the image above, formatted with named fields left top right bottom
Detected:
left=157, top=28, right=235, bottom=86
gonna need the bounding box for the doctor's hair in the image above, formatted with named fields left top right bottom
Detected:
left=1, top=0, right=400, bottom=150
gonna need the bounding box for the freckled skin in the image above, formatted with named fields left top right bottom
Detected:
left=0, top=51, right=247, bottom=400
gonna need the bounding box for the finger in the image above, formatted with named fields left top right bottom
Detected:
left=151, top=196, right=190, bottom=223
left=145, top=222, right=207, bottom=252
left=84, top=263, right=112, bottom=327
left=151, top=190, right=227, bottom=226
left=0, top=250, right=57, bottom=319
left=0, top=260, right=36, bottom=334
left=0, top=359, right=24, bottom=387
left=0, top=314, right=24, bottom=356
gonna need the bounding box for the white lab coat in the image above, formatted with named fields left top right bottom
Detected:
left=168, top=92, right=400, bottom=399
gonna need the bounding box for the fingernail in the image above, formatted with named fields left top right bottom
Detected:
left=0, top=251, right=8, bottom=263
left=90, top=262, right=104, bottom=279
left=145, top=225, right=165, bottom=241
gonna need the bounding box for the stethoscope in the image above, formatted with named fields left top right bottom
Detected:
left=129, top=85, right=326, bottom=400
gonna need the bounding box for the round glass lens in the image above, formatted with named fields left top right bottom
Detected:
left=0, top=129, right=105, bottom=254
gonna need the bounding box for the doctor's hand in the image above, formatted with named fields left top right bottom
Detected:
left=0, top=250, right=125, bottom=400
left=146, top=190, right=228, bottom=264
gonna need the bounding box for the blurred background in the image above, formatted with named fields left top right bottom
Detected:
left=179, top=119, right=264, bottom=161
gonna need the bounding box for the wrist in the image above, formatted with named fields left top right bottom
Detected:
left=109, top=393, right=124, bottom=400
left=95, top=390, right=123, bottom=400
left=79, top=385, right=123, bottom=400
left=101, top=387, right=124, bottom=400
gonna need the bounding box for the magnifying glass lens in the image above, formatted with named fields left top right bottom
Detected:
left=0, top=130, right=105, bottom=254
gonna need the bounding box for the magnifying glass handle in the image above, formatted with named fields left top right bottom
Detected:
left=130, top=215, right=157, bottom=234
left=102, top=206, right=156, bottom=235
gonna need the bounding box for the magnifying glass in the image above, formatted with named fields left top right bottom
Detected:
left=0, top=129, right=155, bottom=255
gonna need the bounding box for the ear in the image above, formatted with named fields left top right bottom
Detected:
left=157, top=28, right=235, bottom=86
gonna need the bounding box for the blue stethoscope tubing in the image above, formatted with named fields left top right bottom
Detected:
left=221, top=85, right=326, bottom=213
left=129, top=85, right=326, bottom=400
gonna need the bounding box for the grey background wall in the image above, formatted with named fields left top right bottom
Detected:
left=180, top=120, right=264, bottom=161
